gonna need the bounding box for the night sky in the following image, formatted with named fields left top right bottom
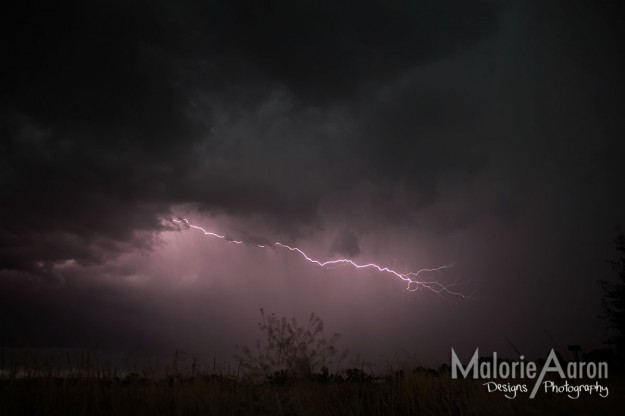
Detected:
left=1, top=1, right=624, bottom=368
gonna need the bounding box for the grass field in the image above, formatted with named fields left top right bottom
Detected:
left=1, top=354, right=624, bottom=416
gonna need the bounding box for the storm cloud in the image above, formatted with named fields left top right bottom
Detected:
left=1, top=0, right=502, bottom=276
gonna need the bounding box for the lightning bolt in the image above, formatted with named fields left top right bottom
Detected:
left=172, top=218, right=470, bottom=298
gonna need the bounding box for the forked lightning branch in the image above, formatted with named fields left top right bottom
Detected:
left=451, top=348, right=609, bottom=399
left=173, top=217, right=470, bottom=297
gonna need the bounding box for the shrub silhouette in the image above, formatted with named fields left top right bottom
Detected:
left=235, top=308, right=343, bottom=379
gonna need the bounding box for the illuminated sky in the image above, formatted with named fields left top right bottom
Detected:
left=1, top=1, right=624, bottom=367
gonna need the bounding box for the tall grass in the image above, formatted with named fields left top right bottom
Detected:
left=1, top=349, right=623, bottom=416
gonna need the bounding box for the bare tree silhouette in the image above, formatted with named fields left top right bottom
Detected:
left=599, top=227, right=625, bottom=361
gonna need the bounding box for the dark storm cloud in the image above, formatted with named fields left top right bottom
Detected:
left=1, top=0, right=503, bottom=277
left=189, top=0, right=501, bottom=101
left=330, top=230, right=361, bottom=258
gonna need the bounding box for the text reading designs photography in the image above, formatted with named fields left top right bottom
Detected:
left=451, top=348, right=609, bottom=399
